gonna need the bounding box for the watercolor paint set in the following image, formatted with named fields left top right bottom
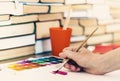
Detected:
left=7, top=56, right=63, bottom=71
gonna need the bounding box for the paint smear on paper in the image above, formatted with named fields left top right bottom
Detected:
left=52, top=71, right=67, bottom=75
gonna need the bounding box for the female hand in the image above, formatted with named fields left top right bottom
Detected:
left=59, top=46, right=106, bottom=75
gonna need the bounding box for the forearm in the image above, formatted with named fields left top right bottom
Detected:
left=96, top=47, right=120, bottom=74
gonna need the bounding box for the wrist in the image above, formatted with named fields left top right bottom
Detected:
left=86, top=54, right=108, bottom=75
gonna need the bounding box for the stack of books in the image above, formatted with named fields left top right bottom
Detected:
left=0, top=0, right=120, bottom=60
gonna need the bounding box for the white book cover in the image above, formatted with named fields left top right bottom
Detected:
left=0, top=23, right=34, bottom=38
left=87, top=34, right=112, bottom=45
left=0, top=20, right=11, bottom=26
left=0, top=34, right=35, bottom=50
left=35, top=40, right=43, bottom=53
left=0, top=2, right=15, bottom=14
left=14, top=3, right=23, bottom=15
left=0, top=2, right=23, bottom=15
left=35, top=39, right=51, bottom=54
left=88, top=4, right=112, bottom=20
left=106, top=24, right=120, bottom=32
left=42, top=39, right=51, bottom=52
left=70, top=36, right=86, bottom=42
left=64, top=10, right=88, bottom=18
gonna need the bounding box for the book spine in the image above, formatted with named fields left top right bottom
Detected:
left=0, top=34, right=35, bottom=50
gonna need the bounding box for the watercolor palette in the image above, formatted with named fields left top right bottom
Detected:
left=7, top=56, right=63, bottom=71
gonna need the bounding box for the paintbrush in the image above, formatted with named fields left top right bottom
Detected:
left=54, top=27, right=98, bottom=73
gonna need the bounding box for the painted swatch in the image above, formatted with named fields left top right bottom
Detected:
left=52, top=71, right=67, bottom=75
left=7, top=56, right=63, bottom=71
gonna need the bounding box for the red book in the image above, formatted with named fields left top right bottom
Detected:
left=93, top=44, right=120, bottom=54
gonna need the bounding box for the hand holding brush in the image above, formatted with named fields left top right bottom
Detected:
left=54, top=27, right=98, bottom=73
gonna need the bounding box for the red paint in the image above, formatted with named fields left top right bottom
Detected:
left=52, top=71, right=67, bottom=75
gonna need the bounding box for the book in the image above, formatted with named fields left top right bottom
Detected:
left=0, top=15, right=9, bottom=21
left=113, top=32, right=120, bottom=42
left=106, top=24, right=120, bottom=33
left=70, top=41, right=89, bottom=48
left=84, top=25, right=106, bottom=35
left=93, top=44, right=120, bottom=54
left=72, top=4, right=92, bottom=11
left=65, top=0, right=86, bottom=4
left=105, top=0, right=120, bottom=8
left=23, top=2, right=63, bottom=5
left=0, top=2, right=15, bottom=15
left=40, top=0, right=64, bottom=3
left=0, top=0, right=39, bottom=2
left=0, top=20, right=11, bottom=26
left=111, top=13, right=120, bottom=19
left=35, top=38, right=51, bottom=54
left=36, top=20, right=60, bottom=39
left=20, top=0, right=39, bottom=2
left=70, top=41, right=83, bottom=47
left=63, top=19, right=79, bottom=26
left=79, top=18, right=97, bottom=26
left=70, top=35, right=86, bottom=42
left=113, top=41, right=120, bottom=45
left=86, top=0, right=105, bottom=4
left=0, top=34, right=35, bottom=50
left=88, top=4, right=112, bottom=20
left=64, top=10, right=89, bottom=18
left=38, top=13, right=63, bottom=21
left=10, top=14, right=38, bottom=24
left=0, top=45, right=35, bottom=60
left=0, top=23, right=35, bottom=38
left=61, top=19, right=83, bottom=36
left=0, top=2, right=23, bottom=15
left=110, top=7, right=120, bottom=18
left=50, top=5, right=68, bottom=13
left=69, top=25, right=83, bottom=36
left=110, top=7, right=120, bottom=14
left=70, top=35, right=86, bottom=47
left=51, top=4, right=92, bottom=13
left=98, top=19, right=120, bottom=25
left=87, top=34, right=113, bottom=45
left=23, top=4, right=49, bottom=14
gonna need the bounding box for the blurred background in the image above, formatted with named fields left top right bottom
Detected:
left=0, top=0, right=120, bottom=60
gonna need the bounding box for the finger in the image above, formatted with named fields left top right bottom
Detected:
left=76, top=67, right=81, bottom=72
left=70, top=64, right=76, bottom=71
left=64, top=63, right=70, bottom=69
left=59, top=52, right=67, bottom=58
left=64, top=63, right=81, bottom=72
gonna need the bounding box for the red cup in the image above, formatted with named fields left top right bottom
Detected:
left=49, top=27, right=72, bottom=56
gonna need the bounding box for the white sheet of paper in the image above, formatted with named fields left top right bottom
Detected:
left=0, top=63, right=120, bottom=81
